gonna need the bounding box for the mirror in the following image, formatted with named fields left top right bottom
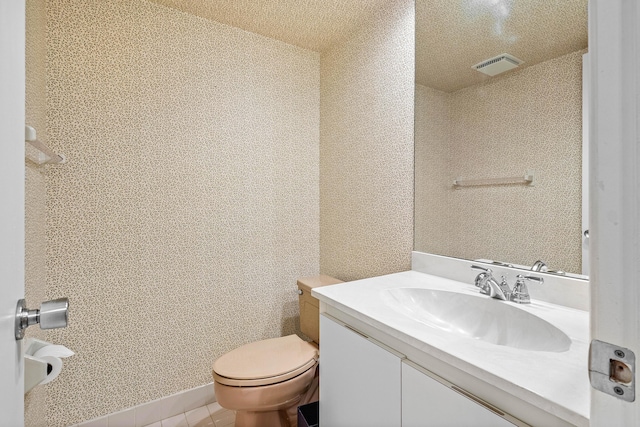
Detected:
left=414, top=0, right=588, bottom=276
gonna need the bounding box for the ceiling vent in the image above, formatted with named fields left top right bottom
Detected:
left=472, top=53, right=524, bottom=76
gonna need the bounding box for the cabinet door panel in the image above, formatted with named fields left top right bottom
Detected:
left=320, top=314, right=401, bottom=427
left=402, top=361, right=515, bottom=427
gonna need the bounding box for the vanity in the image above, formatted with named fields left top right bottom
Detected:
left=312, top=252, right=590, bottom=427
left=313, top=1, right=591, bottom=425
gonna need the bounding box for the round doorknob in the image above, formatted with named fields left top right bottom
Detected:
left=40, top=298, right=69, bottom=330
left=15, top=298, right=69, bottom=340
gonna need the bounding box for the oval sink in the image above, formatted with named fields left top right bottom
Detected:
left=382, top=288, right=571, bottom=352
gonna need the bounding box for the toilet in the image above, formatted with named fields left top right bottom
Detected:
left=212, top=275, right=343, bottom=427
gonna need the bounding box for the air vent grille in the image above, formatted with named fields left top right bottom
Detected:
left=472, top=53, right=524, bottom=77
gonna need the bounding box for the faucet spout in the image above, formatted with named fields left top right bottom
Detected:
left=531, top=260, right=548, bottom=272
left=471, top=266, right=510, bottom=301
left=484, top=276, right=510, bottom=301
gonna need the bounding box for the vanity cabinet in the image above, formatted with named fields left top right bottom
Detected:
left=402, top=360, right=517, bottom=427
left=319, top=314, right=402, bottom=427
left=320, top=314, right=522, bottom=427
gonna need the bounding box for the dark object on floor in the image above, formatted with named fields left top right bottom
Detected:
left=297, top=401, right=319, bottom=427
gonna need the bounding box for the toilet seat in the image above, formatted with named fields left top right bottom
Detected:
left=212, top=334, right=318, bottom=387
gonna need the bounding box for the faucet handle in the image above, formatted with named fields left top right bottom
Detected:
left=471, top=265, right=491, bottom=273
left=523, top=275, right=544, bottom=285
left=511, top=274, right=543, bottom=304
left=471, top=265, right=491, bottom=292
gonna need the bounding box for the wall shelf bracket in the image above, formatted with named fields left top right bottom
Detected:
left=25, top=125, right=66, bottom=165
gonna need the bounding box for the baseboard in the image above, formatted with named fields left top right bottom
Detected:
left=73, top=382, right=216, bottom=427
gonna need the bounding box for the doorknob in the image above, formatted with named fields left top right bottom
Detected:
left=15, top=298, right=69, bottom=340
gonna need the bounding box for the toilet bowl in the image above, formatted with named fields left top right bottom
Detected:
left=212, top=275, right=343, bottom=427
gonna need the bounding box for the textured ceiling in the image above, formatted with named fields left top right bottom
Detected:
left=148, top=0, right=391, bottom=53
left=416, top=0, right=588, bottom=92
left=149, top=0, right=588, bottom=93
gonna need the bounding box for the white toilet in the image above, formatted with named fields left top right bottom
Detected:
left=212, top=275, right=343, bottom=427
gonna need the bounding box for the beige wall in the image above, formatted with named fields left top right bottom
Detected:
left=319, top=0, right=415, bottom=281
left=40, top=0, right=319, bottom=424
left=415, top=50, right=584, bottom=273
left=26, top=0, right=416, bottom=424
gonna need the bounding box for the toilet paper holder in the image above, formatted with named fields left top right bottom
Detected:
left=24, top=338, right=74, bottom=394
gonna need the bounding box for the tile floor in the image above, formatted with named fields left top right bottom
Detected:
left=144, top=402, right=235, bottom=427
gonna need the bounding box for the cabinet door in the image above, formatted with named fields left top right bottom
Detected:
left=402, top=361, right=517, bottom=427
left=319, top=314, right=402, bottom=427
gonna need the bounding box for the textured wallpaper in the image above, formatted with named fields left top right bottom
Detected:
left=414, top=85, right=449, bottom=257
left=415, top=50, right=584, bottom=274
left=149, top=0, right=392, bottom=53
left=42, top=0, right=320, bottom=424
left=319, top=0, right=415, bottom=281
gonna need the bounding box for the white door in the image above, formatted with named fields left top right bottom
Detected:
left=0, top=0, right=26, bottom=425
left=589, top=0, right=640, bottom=424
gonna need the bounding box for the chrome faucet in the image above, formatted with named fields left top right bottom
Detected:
left=511, top=274, right=544, bottom=304
left=531, top=260, right=548, bottom=272
left=471, top=265, right=511, bottom=301
left=531, top=260, right=566, bottom=275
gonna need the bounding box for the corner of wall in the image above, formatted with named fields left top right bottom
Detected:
left=319, top=0, right=415, bottom=281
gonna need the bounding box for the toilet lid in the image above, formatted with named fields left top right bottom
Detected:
left=212, top=334, right=318, bottom=387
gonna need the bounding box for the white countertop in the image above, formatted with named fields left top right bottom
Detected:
left=313, top=270, right=590, bottom=426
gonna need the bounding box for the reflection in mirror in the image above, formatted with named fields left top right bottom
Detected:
left=414, top=0, right=588, bottom=276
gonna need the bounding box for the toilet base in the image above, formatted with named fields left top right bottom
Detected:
left=215, top=364, right=319, bottom=427
left=234, top=408, right=292, bottom=427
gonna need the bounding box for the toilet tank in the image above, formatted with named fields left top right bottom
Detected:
left=298, top=275, right=343, bottom=344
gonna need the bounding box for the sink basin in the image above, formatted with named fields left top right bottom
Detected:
left=382, top=288, right=571, bottom=352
